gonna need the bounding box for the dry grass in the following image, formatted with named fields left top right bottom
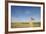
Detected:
left=11, top=21, right=41, bottom=28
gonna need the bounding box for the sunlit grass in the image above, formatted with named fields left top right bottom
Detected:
left=11, top=21, right=41, bottom=28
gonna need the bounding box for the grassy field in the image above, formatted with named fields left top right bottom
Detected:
left=11, top=21, right=41, bottom=28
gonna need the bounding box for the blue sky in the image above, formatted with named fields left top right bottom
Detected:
left=11, top=6, right=41, bottom=22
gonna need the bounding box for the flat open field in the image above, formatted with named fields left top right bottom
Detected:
left=11, top=22, right=41, bottom=28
